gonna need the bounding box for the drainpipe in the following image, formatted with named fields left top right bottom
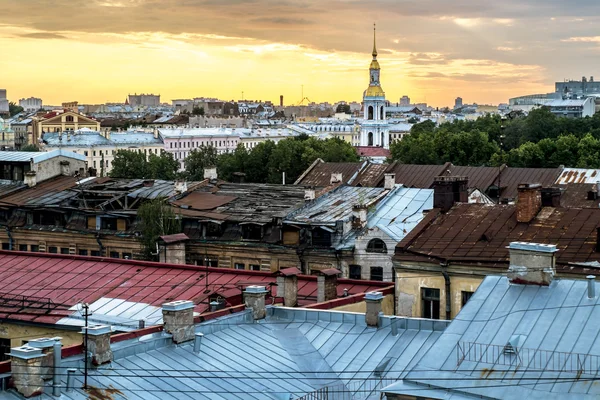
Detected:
left=95, top=233, right=104, bottom=256
left=5, top=227, right=13, bottom=251
left=440, top=261, right=451, bottom=320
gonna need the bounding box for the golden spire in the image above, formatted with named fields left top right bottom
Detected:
left=372, top=23, right=377, bottom=58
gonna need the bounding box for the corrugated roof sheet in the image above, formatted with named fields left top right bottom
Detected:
left=448, top=165, right=500, bottom=193
left=0, top=252, right=391, bottom=325
left=384, top=275, right=600, bottom=399
left=386, top=163, right=449, bottom=188
left=396, top=203, right=600, bottom=270
left=285, top=186, right=386, bottom=225
left=0, top=175, right=83, bottom=206
left=499, top=167, right=562, bottom=200
left=9, top=308, right=448, bottom=400
left=556, top=168, right=600, bottom=184
left=295, top=161, right=363, bottom=187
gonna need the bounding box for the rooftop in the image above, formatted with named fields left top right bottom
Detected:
left=43, top=130, right=162, bottom=147
left=0, top=149, right=86, bottom=163
left=384, top=275, right=600, bottom=399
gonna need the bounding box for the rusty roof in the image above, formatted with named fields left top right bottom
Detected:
left=558, top=183, right=599, bottom=208
left=447, top=165, right=501, bottom=193
left=498, top=167, right=562, bottom=200
left=0, top=175, right=85, bottom=207
left=386, top=162, right=450, bottom=188
left=294, top=160, right=363, bottom=186
left=171, top=191, right=237, bottom=210
left=351, top=162, right=388, bottom=186
left=556, top=168, right=600, bottom=184
left=396, top=203, right=600, bottom=270
left=159, top=233, right=189, bottom=244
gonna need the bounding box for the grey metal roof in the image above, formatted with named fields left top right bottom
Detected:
left=0, top=307, right=448, bottom=400
left=0, top=149, right=86, bottom=163
left=383, top=276, right=600, bottom=399
left=285, top=186, right=386, bottom=225
left=367, top=187, right=433, bottom=241
left=43, top=130, right=162, bottom=147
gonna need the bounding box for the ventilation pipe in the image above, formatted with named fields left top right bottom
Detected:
left=193, top=333, right=204, bottom=353
left=66, top=369, right=77, bottom=392
left=588, top=275, right=596, bottom=299
left=52, top=338, right=62, bottom=397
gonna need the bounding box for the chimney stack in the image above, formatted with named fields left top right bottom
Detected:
left=384, top=173, right=396, bottom=190
left=174, top=180, right=188, bottom=195
left=204, top=166, right=218, bottom=181
left=244, top=285, right=268, bottom=320
left=330, top=173, right=343, bottom=185
left=541, top=187, right=561, bottom=207
left=317, top=268, right=340, bottom=303
left=507, top=242, right=557, bottom=286
left=8, top=345, right=45, bottom=397
left=364, top=291, right=384, bottom=327
left=433, top=176, right=468, bottom=213
left=162, top=300, right=195, bottom=343
left=278, top=268, right=300, bottom=307
left=352, top=204, right=368, bottom=229
left=27, top=337, right=58, bottom=380
left=516, top=184, right=542, bottom=223
left=24, top=171, right=37, bottom=187
left=304, top=187, right=316, bottom=201
left=280, top=95, right=284, bottom=107
left=83, top=325, right=113, bottom=365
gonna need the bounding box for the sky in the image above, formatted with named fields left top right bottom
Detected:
left=1, top=0, right=599, bottom=107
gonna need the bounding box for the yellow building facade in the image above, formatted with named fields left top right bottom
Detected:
left=32, top=110, right=100, bottom=144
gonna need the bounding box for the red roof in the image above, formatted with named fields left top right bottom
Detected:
left=355, top=146, right=391, bottom=158
left=0, top=252, right=391, bottom=324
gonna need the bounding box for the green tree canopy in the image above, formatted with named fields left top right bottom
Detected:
left=192, top=106, right=205, bottom=116
left=148, top=152, right=179, bottom=180
left=184, top=145, right=219, bottom=181
left=8, top=102, right=23, bottom=117
left=109, top=150, right=148, bottom=178
left=136, top=198, right=181, bottom=260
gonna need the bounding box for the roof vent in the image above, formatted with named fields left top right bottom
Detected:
left=503, top=334, right=526, bottom=355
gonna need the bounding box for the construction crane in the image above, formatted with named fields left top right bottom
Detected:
left=296, top=85, right=312, bottom=106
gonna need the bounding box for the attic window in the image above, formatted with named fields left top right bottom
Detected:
left=242, top=224, right=263, bottom=241
left=366, top=239, right=387, bottom=253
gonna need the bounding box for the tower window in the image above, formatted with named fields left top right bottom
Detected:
left=368, top=132, right=374, bottom=146
left=381, top=132, right=385, bottom=146
left=368, top=106, right=374, bottom=120
left=380, top=106, right=384, bottom=120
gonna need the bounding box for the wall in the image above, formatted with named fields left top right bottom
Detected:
left=0, top=323, right=82, bottom=349
left=353, top=227, right=396, bottom=281
left=33, top=156, right=87, bottom=182
left=332, top=293, right=394, bottom=315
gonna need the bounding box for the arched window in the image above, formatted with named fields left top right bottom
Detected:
left=368, top=106, right=374, bottom=120
left=368, top=132, right=373, bottom=146
left=380, top=106, right=384, bottom=120
left=66, top=116, right=74, bottom=122
left=381, top=132, right=385, bottom=146
left=366, top=238, right=387, bottom=253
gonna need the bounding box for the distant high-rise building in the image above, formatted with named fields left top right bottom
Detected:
left=0, top=89, right=8, bottom=116
left=454, top=97, right=463, bottom=109
left=400, top=95, right=410, bottom=106
left=19, top=97, right=43, bottom=112
left=556, top=76, right=600, bottom=97
left=128, top=93, right=160, bottom=107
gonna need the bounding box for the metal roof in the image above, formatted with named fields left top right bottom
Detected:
left=0, top=175, right=82, bottom=206
left=285, top=186, right=386, bottom=225
left=498, top=167, right=563, bottom=200
left=43, top=130, right=162, bottom=147
left=294, top=160, right=363, bottom=187
left=0, top=252, right=391, bottom=326
left=4, top=307, right=448, bottom=399
left=383, top=275, right=600, bottom=399
left=0, top=149, right=85, bottom=163
left=367, top=187, right=433, bottom=241
left=556, top=168, right=600, bottom=185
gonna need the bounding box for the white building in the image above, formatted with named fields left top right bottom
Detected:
left=18, top=97, right=42, bottom=112
left=359, top=26, right=390, bottom=149
left=41, top=128, right=164, bottom=175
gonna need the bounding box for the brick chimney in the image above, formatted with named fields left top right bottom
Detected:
left=364, top=291, right=384, bottom=327
left=8, top=345, right=45, bottom=397
left=83, top=325, right=113, bottom=365
left=162, top=300, right=195, bottom=343
left=278, top=267, right=300, bottom=307
left=517, top=184, right=542, bottom=223
left=27, top=337, right=58, bottom=380
left=158, top=233, right=188, bottom=265
left=352, top=204, right=368, bottom=229
left=24, top=171, right=37, bottom=187
left=433, top=176, right=468, bottom=213
left=384, top=173, right=396, bottom=190
left=244, top=285, right=268, bottom=320
left=317, top=268, right=340, bottom=303
left=507, top=242, right=557, bottom=286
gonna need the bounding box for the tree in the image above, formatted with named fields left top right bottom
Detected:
left=136, top=198, right=181, bottom=260
left=192, top=106, right=205, bottom=116
left=217, top=144, right=248, bottom=182
left=148, top=152, right=179, bottom=180
left=335, top=104, right=351, bottom=114
left=110, top=150, right=148, bottom=178
left=184, top=145, right=219, bottom=181
left=21, top=144, right=39, bottom=152
left=8, top=102, right=23, bottom=117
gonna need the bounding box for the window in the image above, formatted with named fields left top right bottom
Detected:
left=18, top=244, right=28, bottom=252
left=368, top=106, right=374, bottom=120
left=461, top=291, right=474, bottom=307
left=30, top=245, right=39, bottom=252
left=421, top=288, right=441, bottom=319
left=66, top=116, right=74, bottom=122
left=1, top=243, right=9, bottom=250
left=91, top=250, right=101, bottom=257
left=368, top=132, right=373, bottom=146
left=93, top=151, right=96, bottom=156
left=0, top=338, right=10, bottom=361
left=234, top=263, right=245, bottom=270
left=48, top=246, right=58, bottom=254
left=312, top=228, right=332, bottom=247
left=370, top=267, right=383, bottom=281
left=242, top=224, right=263, bottom=241
left=79, top=249, right=88, bottom=256
left=205, top=221, right=219, bottom=235
left=100, top=218, right=117, bottom=230
left=84, top=151, right=88, bottom=156
left=60, top=247, right=70, bottom=255
left=366, top=239, right=387, bottom=253
left=349, top=265, right=362, bottom=280
left=250, top=264, right=261, bottom=271
left=110, top=251, right=120, bottom=258
left=199, top=255, right=218, bottom=267
left=170, top=143, right=173, bottom=148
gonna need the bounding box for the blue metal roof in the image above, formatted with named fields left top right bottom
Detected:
left=0, top=308, right=448, bottom=399
left=367, top=186, right=433, bottom=241
left=383, top=276, right=600, bottom=399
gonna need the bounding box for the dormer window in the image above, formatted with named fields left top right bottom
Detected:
left=241, top=223, right=263, bottom=241
left=366, top=238, right=387, bottom=253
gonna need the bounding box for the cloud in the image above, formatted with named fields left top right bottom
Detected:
left=562, top=36, right=600, bottom=42
left=18, top=32, right=67, bottom=39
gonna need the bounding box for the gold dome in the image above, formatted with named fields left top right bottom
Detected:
left=365, top=85, right=385, bottom=97
left=370, top=59, right=380, bottom=70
